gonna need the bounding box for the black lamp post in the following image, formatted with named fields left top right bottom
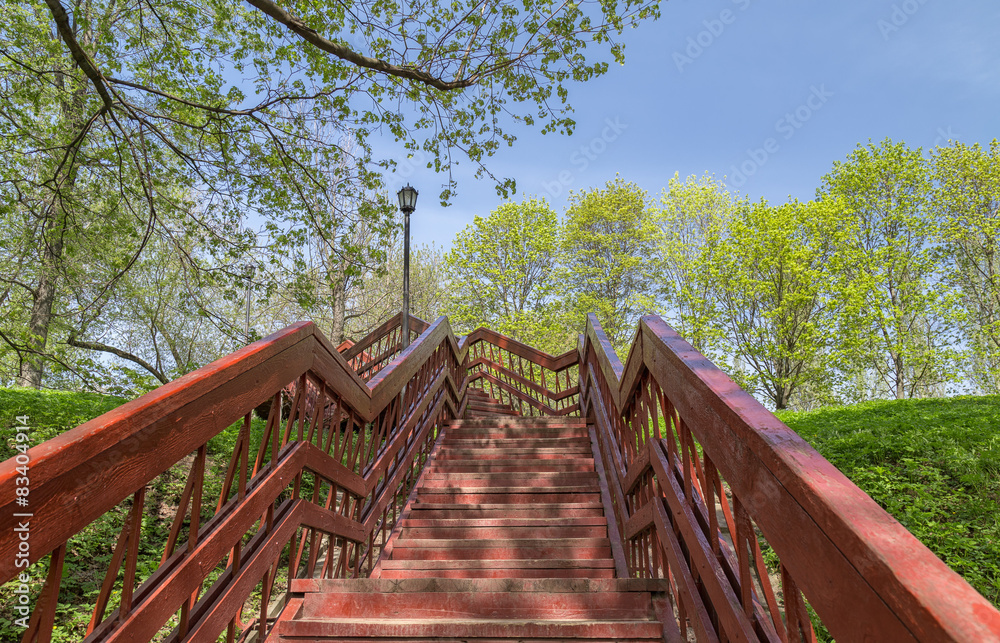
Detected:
left=397, top=185, right=418, bottom=349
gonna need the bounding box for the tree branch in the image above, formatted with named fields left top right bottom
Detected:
left=66, top=330, right=169, bottom=384
left=243, top=0, right=476, bottom=91
left=42, top=0, right=114, bottom=108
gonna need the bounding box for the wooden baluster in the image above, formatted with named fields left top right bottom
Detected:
left=161, top=448, right=203, bottom=565
left=679, top=418, right=693, bottom=502
left=704, top=455, right=721, bottom=557
left=752, top=531, right=786, bottom=641
left=281, top=375, right=305, bottom=446
left=733, top=496, right=754, bottom=619
left=180, top=444, right=206, bottom=637
left=253, top=392, right=281, bottom=477
left=307, top=388, right=326, bottom=445
left=781, top=564, right=818, bottom=643
left=20, top=544, right=65, bottom=643
left=88, top=486, right=146, bottom=633
left=325, top=395, right=343, bottom=457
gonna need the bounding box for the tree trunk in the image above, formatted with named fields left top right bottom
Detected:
left=16, top=238, right=61, bottom=388
left=894, top=353, right=906, bottom=399
left=330, top=275, right=347, bottom=345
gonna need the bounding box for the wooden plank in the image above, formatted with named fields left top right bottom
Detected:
left=300, top=590, right=654, bottom=620
left=291, top=577, right=668, bottom=593
left=280, top=618, right=662, bottom=639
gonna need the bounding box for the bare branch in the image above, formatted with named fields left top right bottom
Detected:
left=42, top=0, right=114, bottom=108
left=66, top=330, right=169, bottom=383
left=243, top=0, right=477, bottom=91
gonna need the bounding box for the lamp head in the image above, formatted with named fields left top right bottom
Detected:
left=397, top=184, right=418, bottom=214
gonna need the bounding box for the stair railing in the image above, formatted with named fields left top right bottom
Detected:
left=460, top=328, right=580, bottom=417
left=580, top=313, right=1000, bottom=642
left=341, top=313, right=430, bottom=382
left=0, top=316, right=460, bottom=643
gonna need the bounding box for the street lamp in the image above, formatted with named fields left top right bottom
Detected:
left=397, top=185, right=418, bottom=349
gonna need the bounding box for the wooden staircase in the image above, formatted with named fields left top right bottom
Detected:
left=275, top=390, right=671, bottom=641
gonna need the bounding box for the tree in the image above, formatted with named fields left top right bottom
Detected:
left=820, top=139, right=958, bottom=399
left=561, top=176, right=659, bottom=351
left=347, top=240, right=447, bottom=338
left=273, top=187, right=397, bottom=345
left=655, top=173, right=735, bottom=357
left=61, top=233, right=234, bottom=394
left=711, top=199, right=844, bottom=410
left=1, top=0, right=660, bottom=388
left=443, top=198, right=569, bottom=351
left=932, top=140, right=1000, bottom=392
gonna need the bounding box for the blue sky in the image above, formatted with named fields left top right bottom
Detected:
left=387, top=0, right=1000, bottom=249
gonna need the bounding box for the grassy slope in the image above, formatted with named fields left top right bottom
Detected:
left=0, top=388, right=127, bottom=461
left=777, top=395, right=1000, bottom=605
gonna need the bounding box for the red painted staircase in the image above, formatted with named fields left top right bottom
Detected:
left=275, top=391, right=673, bottom=641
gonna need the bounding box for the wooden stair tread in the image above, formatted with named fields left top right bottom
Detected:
left=380, top=558, right=616, bottom=569
left=281, top=618, right=663, bottom=639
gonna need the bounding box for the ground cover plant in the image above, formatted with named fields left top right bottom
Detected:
left=777, top=395, right=1000, bottom=606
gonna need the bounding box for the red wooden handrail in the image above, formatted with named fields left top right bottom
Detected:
left=460, top=328, right=581, bottom=417
left=0, top=316, right=462, bottom=642
left=342, top=312, right=431, bottom=381
left=580, top=313, right=1000, bottom=641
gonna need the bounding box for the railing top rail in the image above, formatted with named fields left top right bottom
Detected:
left=580, top=312, right=1000, bottom=641
left=342, top=312, right=430, bottom=363
left=366, top=316, right=462, bottom=406
left=2, top=322, right=314, bottom=494
left=460, top=327, right=578, bottom=371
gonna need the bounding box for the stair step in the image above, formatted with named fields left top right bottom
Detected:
left=300, top=590, right=652, bottom=620
left=390, top=541, right=612, bottom=561
left=420, top=480, right=598, bottom=491
left=380, top=567, right=617, bottom=579
left=446, top=427, right=588, bottom=437
left=447, top=418, right=586, bottom=427
left=407, top=503, right=604, bottom=519
left=281, top=618, right=662, bottom=640
left=291, top=578, right=670, bottom=593
left=467, top=402, right=517, bottom=409
left=429, top=460, right=595, bottom=472
left=417, top=482, right=598, bottom=492
left=438, top=437, right=591, bottom=448
left=467, top=410, right=520, bottom=417
left=421, top=471, right=598, bottom=481
left=402, top=516, right=607, bottom=527
left=417, top=494, right=600, bottom=505
left=400, top=525, right=607, bottom=539
left=380, top=558, right=617, bottom=571
left=434, top=449, right=592, bottom=459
